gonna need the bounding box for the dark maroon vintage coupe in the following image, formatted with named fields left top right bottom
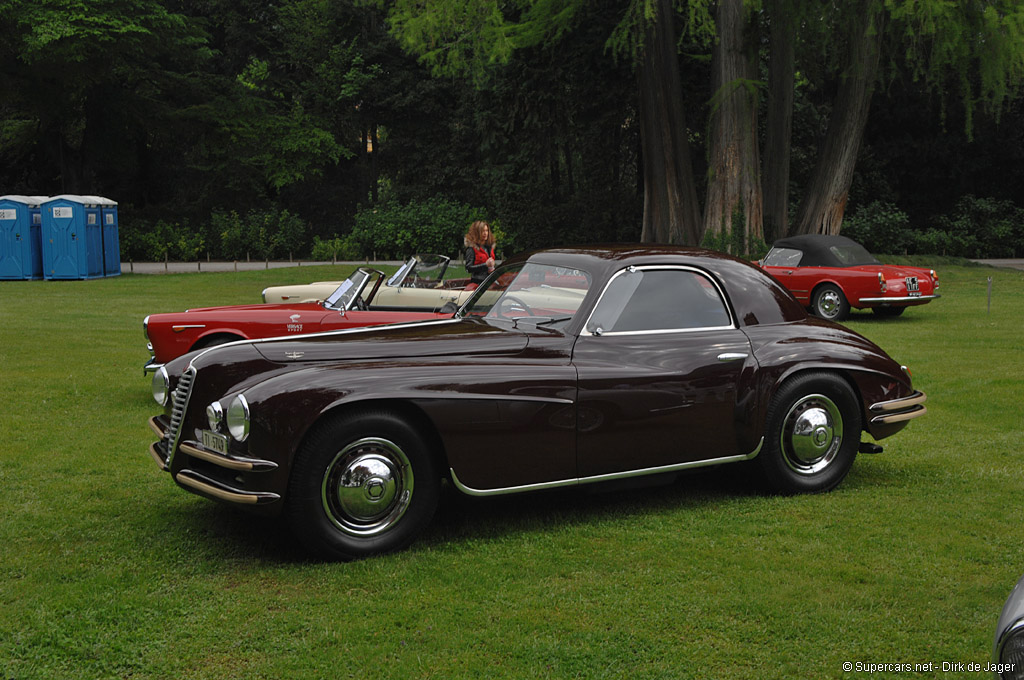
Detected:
left=147, top=246, right=927, bottom=560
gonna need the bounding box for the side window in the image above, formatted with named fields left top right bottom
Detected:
left=763, top=247, right=803, bottom=267
left=587, top=268, right=731, bottom=334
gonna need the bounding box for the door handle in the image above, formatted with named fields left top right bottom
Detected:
left=717, top=353, right=748, bottom=362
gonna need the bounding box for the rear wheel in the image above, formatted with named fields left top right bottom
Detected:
left=811, top=284, right=850, bottom=321
left=287, top=410, right=440, bottom=560
left=756, top=372, right=861, bottom=494
left=872, top=306, right=905, bottom=317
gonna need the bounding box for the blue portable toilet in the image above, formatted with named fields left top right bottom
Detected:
left=82, top=195, right=120, bottom=276
left=0, top=195, right=47, bottom=279
left=41, top=195, right=105, bottom=279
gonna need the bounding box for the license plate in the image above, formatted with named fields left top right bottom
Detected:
left=201, top=430, right=229, bottom=455
left=905, top=276, right=919, bottom=292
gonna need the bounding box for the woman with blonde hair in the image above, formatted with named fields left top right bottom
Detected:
left=464, top=220, right=496, bottom=286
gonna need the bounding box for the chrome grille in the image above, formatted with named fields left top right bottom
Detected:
left=164, top=366, right=196, bottom=466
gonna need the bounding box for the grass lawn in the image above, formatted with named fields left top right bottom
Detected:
left=1, top=260, right=1022, bottom=679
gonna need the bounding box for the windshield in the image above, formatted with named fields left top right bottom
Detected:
left=323, top=269, right=371, bottom=310
left=387, top=254, right=452, bottom=287
left=460, top=262, right=591, bottom=328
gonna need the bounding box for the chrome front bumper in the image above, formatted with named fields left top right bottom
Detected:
left=868, top=390, right=927, bottom=425
left=147, top=415, right=280, bottom=506
left=143, top=356, right=163, bottom=375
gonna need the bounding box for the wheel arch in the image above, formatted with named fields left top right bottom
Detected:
left=295, top=397, right=450, bottom=483
left=762, top=364, right=868, bottom=438
left=190, top=331, right=248, bottom=351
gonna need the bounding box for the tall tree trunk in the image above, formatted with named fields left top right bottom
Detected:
left=638, top=0, right=702, bottom=245
left=703, top=0, right=762, bottom=254
left=793, top=1, right=882, bottom=235
left=762, top=0, right=795, bottom=243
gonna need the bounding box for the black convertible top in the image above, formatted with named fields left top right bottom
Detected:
left=771, top=234, right=880, bottom=267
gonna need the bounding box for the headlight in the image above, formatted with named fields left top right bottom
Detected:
left=996, top=620, right=1024, bottom=679
left=207, top=401, right=224, bottom=432
left=226, top=394, right=250, bottom=441
left=152, top=366, right=170, bottom=406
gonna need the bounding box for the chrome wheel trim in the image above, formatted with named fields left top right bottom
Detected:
left=780, top=394, right=844, bottom=475
left=816, top=289, right=841, bottom=319
left=321, top=437, right=414, bottom=537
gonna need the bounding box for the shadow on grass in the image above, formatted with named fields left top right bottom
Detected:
left=144, top=453, right=908, bottom=566
left=154, top=464, right=770, bottom=564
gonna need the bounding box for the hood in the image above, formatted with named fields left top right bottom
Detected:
left=250, top=318, right=528, bottom=363
left=182, top=302, right=326, bottom=314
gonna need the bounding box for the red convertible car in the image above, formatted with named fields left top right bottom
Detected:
left=143, top=267, right=450, bottom=374
left=147, top=245, right=927, bottom=560
left=760, top=234, right=939, bottom=320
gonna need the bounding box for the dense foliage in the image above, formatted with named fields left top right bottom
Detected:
left=2, top=0, right=1024, bottom=259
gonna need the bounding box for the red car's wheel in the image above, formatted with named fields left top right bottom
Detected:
left=811, top=284, right=850, bottom=321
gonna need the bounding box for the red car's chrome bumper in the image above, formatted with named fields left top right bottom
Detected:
left=868, top=390, right=927, bottom=425
left=858, top=294, right=941, bottom=304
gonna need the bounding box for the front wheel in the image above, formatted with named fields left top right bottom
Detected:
left=756, top=372, right=861, bottom=494
left=811, top=284, right=850, bottom=321
left=287, top=410, right=440, bottom=560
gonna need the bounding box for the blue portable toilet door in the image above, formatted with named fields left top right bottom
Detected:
left=47, top=204, right=80, bottom=278
left=0, top=205, right=24, bottom=278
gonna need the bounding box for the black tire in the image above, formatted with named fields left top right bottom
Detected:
left=286, top=410, right=440, bottom=560
left=872, top=306, right=905, bottom=317
left=756, top=372, right=861, bottom=494
left=811, top=284, right=850, bottom=321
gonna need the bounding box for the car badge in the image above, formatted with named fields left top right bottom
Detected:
left=284, top=351, right=304, bottom=359
left=290, top=314, right=301, bottom=322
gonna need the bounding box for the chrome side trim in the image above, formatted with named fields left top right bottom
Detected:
left=870, top=405, right=927, bottom=425
left=175, top=470, right=280, bottom=505
left=172, top=324, right=206, bottom=332
left=178, top=442, right=278, bottom=471
left=450, top=438, right=764, bottom=497
left=858, top=294, right=941, bottom=304
left=870, top=390, right=927, bottom=413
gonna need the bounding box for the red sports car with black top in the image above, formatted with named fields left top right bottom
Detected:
left=760, top=234, right=939, bottom=321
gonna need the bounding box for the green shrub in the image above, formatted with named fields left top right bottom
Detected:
left=842, top=202, right=912, bottom=254
left=349, top=197, right=490, bottom=260
left=934, top=195, right=1022, bottom=258
left=215, top=207, right=308, bottom=260
left=311, top=235, right=361, bottom=261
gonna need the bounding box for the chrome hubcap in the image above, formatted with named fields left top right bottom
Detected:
left=780, top=394, right=843, bottom=475
left=818, top=290, right=840, bottom=318
left=322, top=437, right=413, bottom=537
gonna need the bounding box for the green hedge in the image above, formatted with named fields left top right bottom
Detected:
left=843, top=197, right=1024, bottom=257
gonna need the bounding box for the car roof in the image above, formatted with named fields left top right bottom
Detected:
left=506, top=244, right=807, bottom=326
left=770, top=234, right=867, bottom=267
